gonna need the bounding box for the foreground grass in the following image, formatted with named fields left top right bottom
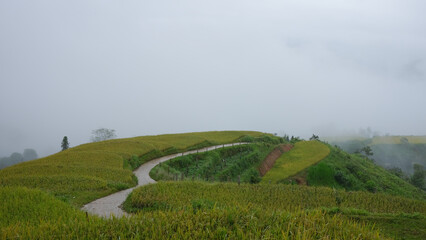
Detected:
left=261, top=141, right=330, bottom=184
left=348, top=213, right=426, bottom=240
left=0, top=131, right=263, bottom=206
left=1, top=186, right=388, bottom=239
left=124, top=182, right=425, bottom=239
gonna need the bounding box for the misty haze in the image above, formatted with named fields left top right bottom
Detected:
left=1, top=0, right=425, bottom=159
left=1, top=1, right=425, bottom=239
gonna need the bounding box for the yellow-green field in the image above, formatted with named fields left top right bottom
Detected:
left=261, top=141, right=330, bottom=183
left=371, top=136, right=426, bottom=145
left=0, top=131, right=263, bottom=206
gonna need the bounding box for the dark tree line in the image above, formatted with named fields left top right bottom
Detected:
left=0, top=149, right=38, bottom=169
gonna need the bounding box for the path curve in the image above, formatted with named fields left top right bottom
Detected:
left=82, top=142, right=246, bottom=218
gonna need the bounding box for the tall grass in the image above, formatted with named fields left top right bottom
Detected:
left=126, top=182, right=426, bottom=215
left=0, top=186, right=388, bottom=239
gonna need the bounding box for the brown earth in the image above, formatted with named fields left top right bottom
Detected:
left=258, top=144, right=293, bottom=176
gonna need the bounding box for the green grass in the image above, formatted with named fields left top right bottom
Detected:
left=347, top=213, right=426, bottom=240
left=0, top=131, right=263, bottom=206
left=261, top=141, right=330, bottom=184
left=307, top=145, right=426, bottom=200
left=0, top=186, right=86, bottom=228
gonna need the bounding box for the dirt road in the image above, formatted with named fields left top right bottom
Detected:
left=82, top=143, right=246, bottom=218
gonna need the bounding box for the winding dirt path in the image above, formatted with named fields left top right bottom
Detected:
left=82, top=143, right=246, bottom=218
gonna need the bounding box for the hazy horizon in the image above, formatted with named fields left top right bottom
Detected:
left=1, top=0, right=426, bottom=158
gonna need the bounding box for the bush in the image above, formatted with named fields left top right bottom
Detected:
left=307, top=163, right=337, bottom=187
left=365, top=180, right=377, bottom=193
left=241, top=168, right=261, bottom=184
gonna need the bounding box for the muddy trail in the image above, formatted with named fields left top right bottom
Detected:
left=258, top=144, right=293, bottom=176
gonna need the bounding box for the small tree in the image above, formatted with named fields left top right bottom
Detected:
left=410, top=164, right=425, bottom=190
left=310, top=134, right=319, bottom=141
left=91, top=128, right=116, bottom=142
left=61, top=136, right=69, bottom=151
left=361, top=146, right=373, bottom=157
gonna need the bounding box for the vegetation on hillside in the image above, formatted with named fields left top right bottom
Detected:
left=151, top=143, right=279, bottom=184
left=306, top=144, right=426, bottom=200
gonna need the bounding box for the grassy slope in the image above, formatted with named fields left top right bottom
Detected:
left=0, top=131, right=263, bottom=206
left=261, top=141, right=330, bottom=184
left=307, top=144, right=426, bottom=200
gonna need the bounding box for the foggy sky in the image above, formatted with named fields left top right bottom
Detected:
left=1, top=0, right=426, bottom=157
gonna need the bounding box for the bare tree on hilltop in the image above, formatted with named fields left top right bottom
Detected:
left=91, top=128, right=117, bottom=142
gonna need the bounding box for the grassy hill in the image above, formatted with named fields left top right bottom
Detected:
left=0, top=131, right=263, bottom=206
left=1, top=131, right=425, bottom=239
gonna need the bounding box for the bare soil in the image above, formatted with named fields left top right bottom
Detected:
left=258, top=144, right=293, bottom=176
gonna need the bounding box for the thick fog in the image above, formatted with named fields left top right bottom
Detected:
left=1, top=0, right=426, bottom=157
